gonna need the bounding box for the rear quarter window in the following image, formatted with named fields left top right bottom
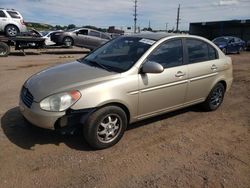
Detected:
left=7, top=11, right=21, bottom=19
left=101, top=33, right=111, bottom=40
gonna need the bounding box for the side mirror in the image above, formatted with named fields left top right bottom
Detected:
left=140, top=61, right=164, bottom=74
left=76, top=31, right=79, bottom=35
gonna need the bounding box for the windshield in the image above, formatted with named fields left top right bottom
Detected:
left=41, top=31, right=49, bottom=36
left=213, top=37, right=229, bottom=43
left=78, top=36, right=155, bottom=73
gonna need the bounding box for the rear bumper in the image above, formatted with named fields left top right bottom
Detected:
left=226, top=78, right=233, bottom=92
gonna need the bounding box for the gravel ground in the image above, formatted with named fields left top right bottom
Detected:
left=0, top=48, right=249, bottom=188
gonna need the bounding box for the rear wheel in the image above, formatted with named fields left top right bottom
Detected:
left=0, top=42, right=10, bottom=57
left=201, top=83, right=225, bottom=111
left=5, top=25, right=19, bottom=37
left=83, top=106, right=127, bottom=149
left=63, top=37, right=73, bottom=47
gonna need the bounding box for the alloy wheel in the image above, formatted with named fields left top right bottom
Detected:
left=97, top=114, right=122, bottom=143
left=209, top=86, right=223, bottom=109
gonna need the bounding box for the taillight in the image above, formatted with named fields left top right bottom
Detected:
left=20, top=19, right=25, bottom=25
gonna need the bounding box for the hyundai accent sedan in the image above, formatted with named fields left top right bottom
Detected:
left=19, top=33, right=233, bottom=149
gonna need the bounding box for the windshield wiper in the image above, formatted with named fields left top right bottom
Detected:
left=78, top=58, right=112, bottom=72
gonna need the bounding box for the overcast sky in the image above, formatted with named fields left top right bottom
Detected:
left=1, top=0, right=250, bottom=30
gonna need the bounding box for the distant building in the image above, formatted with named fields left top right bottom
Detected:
left=189, top=19, right=250, bottom=41
left=107, top=26, right=124, bottom=34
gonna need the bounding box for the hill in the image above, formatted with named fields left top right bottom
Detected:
left=25, top=22, right=53, bottom=31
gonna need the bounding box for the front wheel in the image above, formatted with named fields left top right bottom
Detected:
left=201, top=83, right=225, bottom=111
left=63, top=37, right=73, bottom=47
left=83, top=106, right=127, bottom=149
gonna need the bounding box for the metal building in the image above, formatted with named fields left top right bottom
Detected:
left=189, top=19, right=250, bottom=41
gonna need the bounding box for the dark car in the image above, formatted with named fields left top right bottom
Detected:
left=51, top=28, right=111, bottom=50
left=212, top=36, right=245, bottom=54
left=246, top=40, right=250, bottom=51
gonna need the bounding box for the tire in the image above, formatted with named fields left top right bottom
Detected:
left=201, top=83, right=225, bottom=111
left=222, top=48, right=227, bottom=54
left=237, top=47, right=243, bottom=54
left=63, top=37, right=73, bottom=47
left=83, top=106, right=127, bottom=149
left=5, top=25, right=19, bottom=37
left=0, top=42, right=10, bottom=57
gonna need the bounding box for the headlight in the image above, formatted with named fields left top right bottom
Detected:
left=40, top=90, right=81, bottom=112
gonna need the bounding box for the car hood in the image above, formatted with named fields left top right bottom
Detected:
left=24, top=61, right=117, bottom=102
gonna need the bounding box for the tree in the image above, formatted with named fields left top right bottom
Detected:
left=67, top=24, right=76, bottom=30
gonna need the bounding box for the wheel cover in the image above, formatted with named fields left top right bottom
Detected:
left=64, top=38, right=72, bottom=46
left=210, top=87, right=223, bottom=108
left=0, top=45, right=7, bottom=55
left=97, top=114, right=122, bottom=144
left=7, top=26, right=17, bottom=36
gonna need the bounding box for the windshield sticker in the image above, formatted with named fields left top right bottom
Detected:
left=139, top=38, right=156, bottom=45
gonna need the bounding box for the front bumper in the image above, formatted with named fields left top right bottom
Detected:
left=19, top=99, right=65, bottom=130
left=19, top=98, right=95, bottom=132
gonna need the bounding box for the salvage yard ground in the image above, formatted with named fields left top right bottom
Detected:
left=0, top=48, right=249, bottom=188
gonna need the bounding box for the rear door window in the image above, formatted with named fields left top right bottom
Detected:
left=187, top=39, right=209, bottom=63
left=7, top=11, right=20, bottom=19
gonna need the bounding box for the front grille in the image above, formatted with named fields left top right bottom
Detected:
left=21, top=87, right=34, bottom=108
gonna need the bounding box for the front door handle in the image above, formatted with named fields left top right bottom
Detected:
left=175, top=71, right=186, bottom=77
left=211, top=64, right=218, bottom=71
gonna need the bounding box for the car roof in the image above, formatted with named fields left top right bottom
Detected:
left=130, top=33, right=186, bottom=41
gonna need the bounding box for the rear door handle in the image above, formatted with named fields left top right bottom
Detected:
left=211, top=64, right=218, bottom=71
left=175, top=71, right=186, bottom=77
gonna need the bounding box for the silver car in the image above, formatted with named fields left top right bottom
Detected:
left=19, top=33, right=233, bottom=149
left=51, top=28, right=111, bottom=50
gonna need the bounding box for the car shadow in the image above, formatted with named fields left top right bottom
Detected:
left=127, top=105, right=202, bottom=130
left=1, top=107, right=92, bottom=151
left=1, top=106, right=203, bottom=151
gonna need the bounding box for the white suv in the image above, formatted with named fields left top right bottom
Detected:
left=0, top=8, right=27, bottom=37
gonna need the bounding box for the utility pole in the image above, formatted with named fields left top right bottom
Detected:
left=176, top=4, right=180, bottom=32
left=166, top=23, right=168, bottom=32
left=133, top=0, right=138, bottom=33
